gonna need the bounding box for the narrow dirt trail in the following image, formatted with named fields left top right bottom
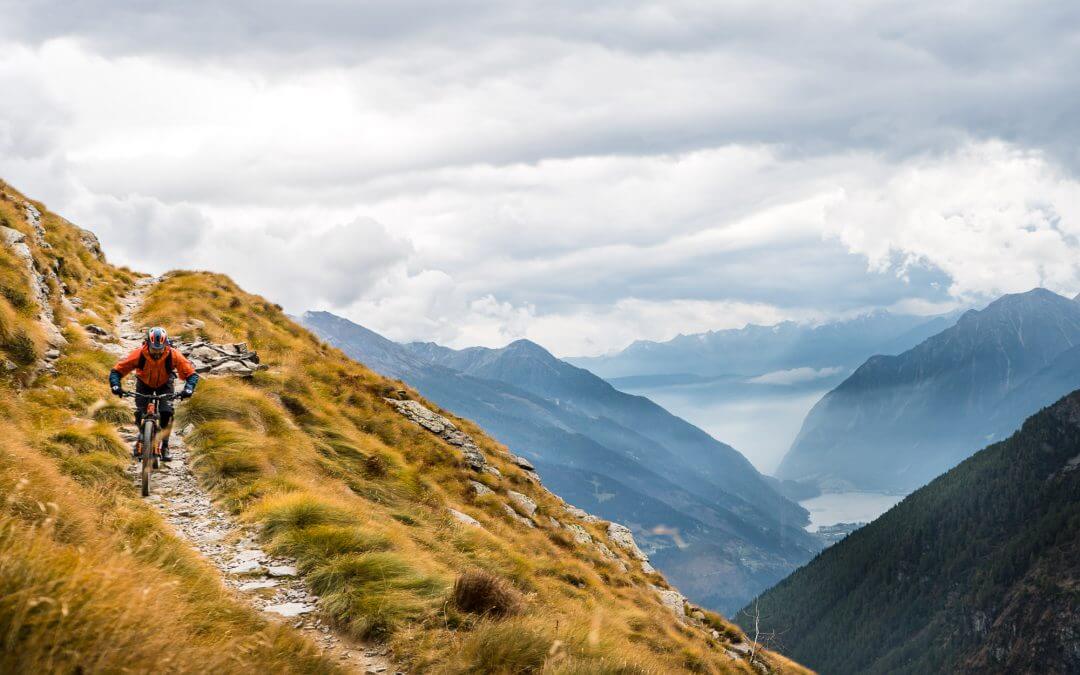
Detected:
left=115, top=277, right=400, bottom=675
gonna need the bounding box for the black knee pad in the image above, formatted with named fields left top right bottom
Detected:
left=160, top=410, right=174, bottom=428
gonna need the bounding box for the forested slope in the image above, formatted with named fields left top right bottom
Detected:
left=741, top=391, right=1080, bottom=674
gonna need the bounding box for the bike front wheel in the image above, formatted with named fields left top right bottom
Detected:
left=141, top=420, right=155, bottom=497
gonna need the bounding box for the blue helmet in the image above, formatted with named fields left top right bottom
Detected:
left=146, top=326, right=168, bottom=356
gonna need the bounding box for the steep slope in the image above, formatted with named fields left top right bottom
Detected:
left=302, top=311, right=820, bottom=614
left=0, top=181, right=807, bottom=674
left=0, top=182, right=343, bottom=674
left=778, top=288, right=1080, bottom=492
left=990, top=342, right=1080, bottom=436
left=571, top=311, right=955, bottom=380
left=739, top=391, right=1080, bottom=674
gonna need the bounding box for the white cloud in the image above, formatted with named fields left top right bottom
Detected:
left=1, top=7, right=1079, bottom=358
left=824, top=142, right=1080, bottom=304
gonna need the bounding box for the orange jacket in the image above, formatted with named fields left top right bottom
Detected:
left=113, top=344, right=196, bottom=389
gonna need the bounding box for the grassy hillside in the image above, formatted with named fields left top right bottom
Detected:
left=0, top=180, right=809, bottom=674
left=739, top=389, right=1080, bottom=674
left=0, top=181, right=340, bottom=673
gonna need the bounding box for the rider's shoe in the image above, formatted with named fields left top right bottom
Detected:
left=160, top=440, right=172, bottom=462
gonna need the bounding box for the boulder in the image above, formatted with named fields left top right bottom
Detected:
left=502, top=503, right=535, bottom=528
left=79, top=228, right=104, bottom=261
left=448, top=508, right=482, bottom=528
left=84, top=324, right=109, bottom=337
left=190, top=345, right=224, bottom=361
left=469, top=480, right=494, bottom=497
left=565, top=505, right=600, bottom=524
left=509, top=454, right=535, bottom=471
left=607, top=522, right=649, bottom=561
left=507, top=490, right=537, bottom=517
left=460, top=444, right=487, bottom=471
left=0, top=225, right=25, bottom=246
left=651, top=586, right=687, bottom=618
left=566, top=523, right=592, bottom=545
left=211, top=360, right=254, bottom=376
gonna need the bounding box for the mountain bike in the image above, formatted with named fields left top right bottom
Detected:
left=121, top=391, right=182, bottom=497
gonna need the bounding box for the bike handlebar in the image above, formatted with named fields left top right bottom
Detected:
left=120, top=391, right=184, bottom=401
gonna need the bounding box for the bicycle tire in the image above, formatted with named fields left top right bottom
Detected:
left=141, top=420, right=155, bottom=497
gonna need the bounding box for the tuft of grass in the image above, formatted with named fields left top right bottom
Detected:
left=188, top=420, right=269, bottom=490
left=452, top=620, right=550, bottom=674
left=451, top=568, right=525, bottom=618
left=51, top=422, right=125, bottom=455
left=253, top=492, right=358, bottom=538
left=270, top=524, right=391, bottom=569
left=89, top=398, right=132, bottom=424
left=2, top=329, right=37, bottom=366
left=61, top=451, right=127, bottom=485
left=308, top=552, right=446, bottom=639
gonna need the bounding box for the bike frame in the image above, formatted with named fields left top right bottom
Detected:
left=122, top=390, right=182, bottom=497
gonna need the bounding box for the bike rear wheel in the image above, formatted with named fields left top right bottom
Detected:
left=141, top=420, right=155, bottom=497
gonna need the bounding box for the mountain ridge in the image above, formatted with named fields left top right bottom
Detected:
left=570, top=310, right=959, bottom=379
left=777, top=287, right=1080, bottom=492
left=740, top=389, right=1080, bottom=674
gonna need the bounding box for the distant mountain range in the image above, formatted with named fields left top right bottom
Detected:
left=740, top=390, right=1080, bottom=674
left=570, top=310, right=956, bottom=382
left=300, top=311, right=822, bottom=614
left=777, top=288, right=1080, bottom=492
left=567, top=310, right=958, bottom=475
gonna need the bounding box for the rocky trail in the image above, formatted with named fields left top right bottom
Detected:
left=113, top=277, right=401, bottom=675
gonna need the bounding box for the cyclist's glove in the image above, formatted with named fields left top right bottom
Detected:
left=108, top=369, right=123, bottom=397
left=180, top=374, right=199, bottom=399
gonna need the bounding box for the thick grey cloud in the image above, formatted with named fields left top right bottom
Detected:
left=4, top=1, right=1079, bottom=168
left=0, top=3, right=1079, bottom=355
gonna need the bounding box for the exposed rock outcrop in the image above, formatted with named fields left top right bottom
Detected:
left=174, top=340, right=266, bottom=376
left=386, top=396, right=696, bottom=623
left=1, top=221, right=66, bottom=347
left=384, top=398, right=487, bottom=470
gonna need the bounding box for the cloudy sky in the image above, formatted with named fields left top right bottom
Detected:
left=2, top=1, right=1080, bottom=356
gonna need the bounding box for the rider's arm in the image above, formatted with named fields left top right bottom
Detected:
left=173, top=350, right=199, bottom=397
left=110, top=347, right=142, bottom=394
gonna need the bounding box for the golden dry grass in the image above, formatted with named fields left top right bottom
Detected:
left=136, top=268, right=809, bottom=674
left=0, top=180, right=343, bottom=674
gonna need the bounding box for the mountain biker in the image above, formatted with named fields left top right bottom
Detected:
left=108, top=327, right=199, bottom=462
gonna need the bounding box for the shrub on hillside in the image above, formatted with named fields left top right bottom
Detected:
left=452, top=568, right=524, bottom=618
